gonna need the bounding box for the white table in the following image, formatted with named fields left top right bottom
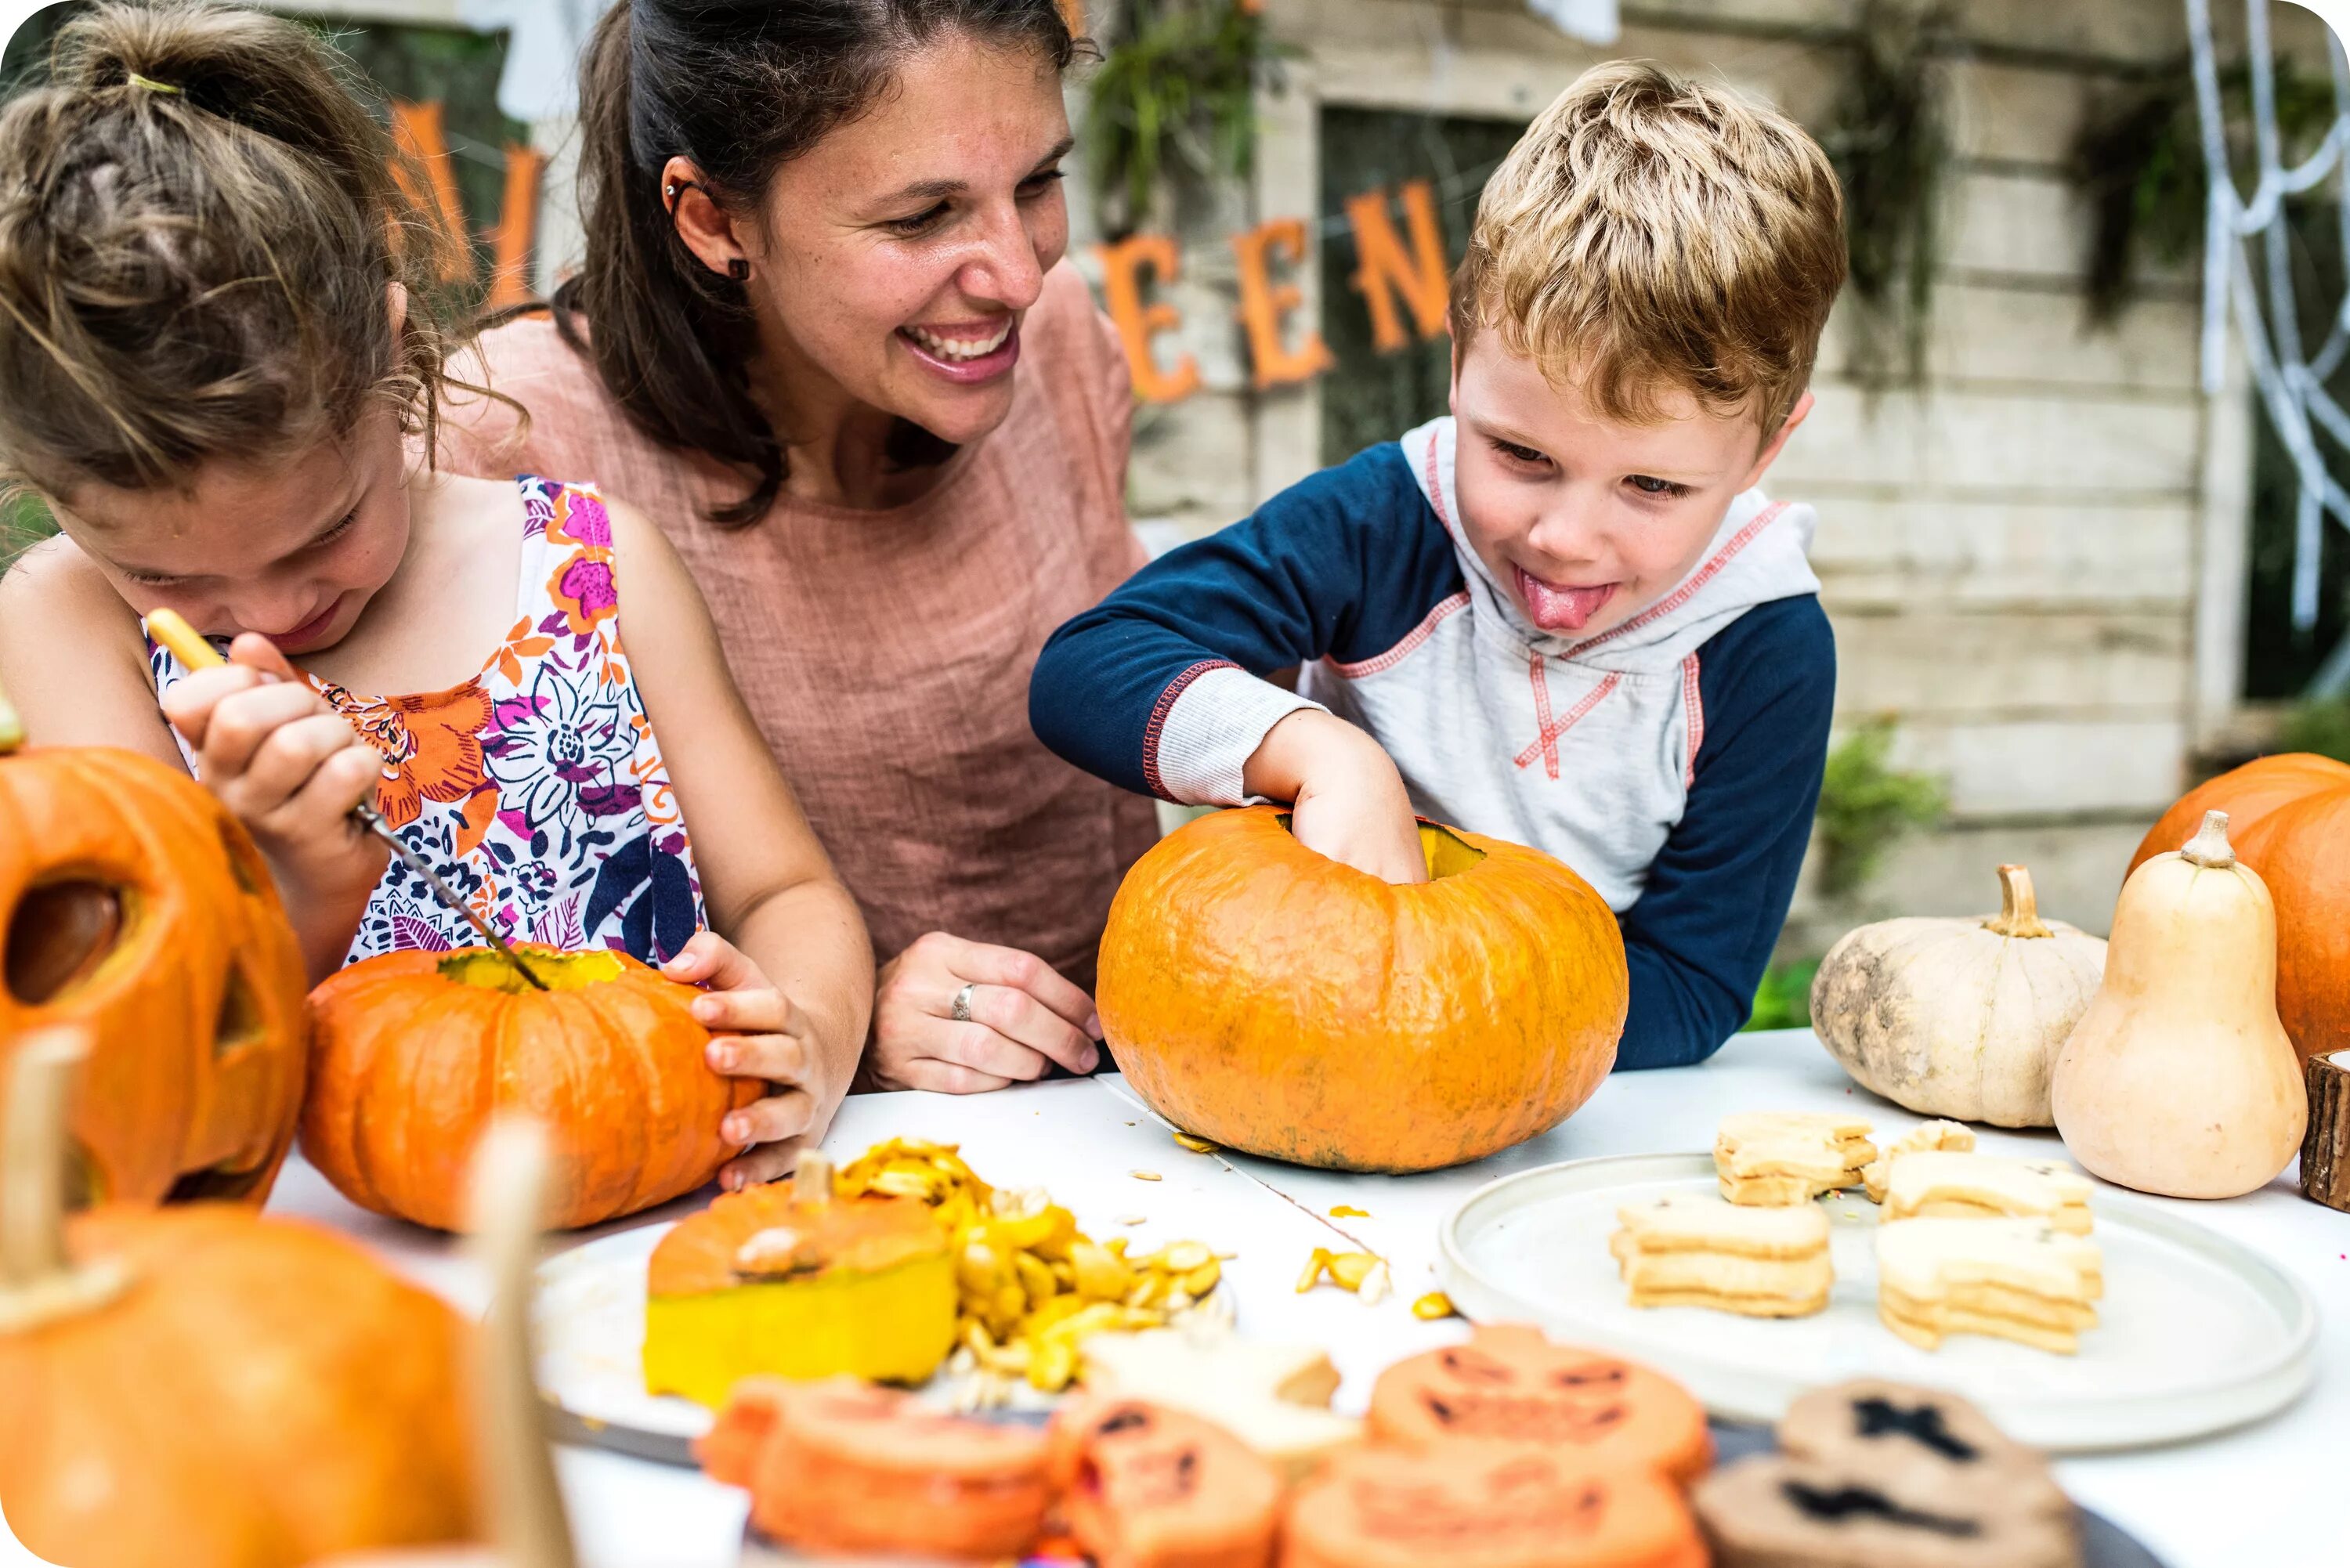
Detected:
left=6, top=1029, right=2340, bottom=1568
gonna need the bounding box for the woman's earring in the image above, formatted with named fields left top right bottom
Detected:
left=728, top=258, right=750, bottom=282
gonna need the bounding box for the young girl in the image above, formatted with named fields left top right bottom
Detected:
left=0, top=0, right=871, bottom=1188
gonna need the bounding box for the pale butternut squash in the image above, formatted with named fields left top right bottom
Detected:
left=1810, top=864, right=2106, bottom=1127
left=2052, top=812, right=2306, bottom=1199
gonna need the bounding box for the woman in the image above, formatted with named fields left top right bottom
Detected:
left=443, top=0, right=1161, bottom=1099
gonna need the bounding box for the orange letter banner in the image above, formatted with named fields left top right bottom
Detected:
left=485, top=143, right=548, bottom=310
left=388, top=100, right=476, bottom=284
left=1343, top=179, right=1450, bottom=352
left=1094, top=234, right=1202, bottom=404
left=1231, top=217, right=1332, bottom=390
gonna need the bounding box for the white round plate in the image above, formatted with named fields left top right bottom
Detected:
left=1437, top=1152, right=2317, bottom=1453
left=533, top=1221, right=710, bottom=1461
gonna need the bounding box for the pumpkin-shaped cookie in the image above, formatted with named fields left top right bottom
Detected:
left=700, top=1377, right=1052, bottom=1561
left=1282, top=1446, right=1706, bottom=1568
left=1367, top=1324, right=1712, bottom=1484
left=1049, top=1398, right=1283, bottom=1568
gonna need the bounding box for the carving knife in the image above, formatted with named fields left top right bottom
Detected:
left=144, top=608, right=549, bottom=991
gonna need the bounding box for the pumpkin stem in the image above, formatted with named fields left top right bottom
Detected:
left=465, top=1118, right=577, bottom=1568
left=797, top=1147, right=833, bottom=1212
left=0, top=1030, right=128, bottom=1332
left=2180, top=809, right=2237, bottom=869
left=1982, top=863, right=2054, bottom=938
left=0, top=672, right=20, bottom=755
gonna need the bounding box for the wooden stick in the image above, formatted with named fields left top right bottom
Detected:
left=2303, top=1053, right=2350, bottom=1213
left=0, top=1031, right=127, bottom=1332
left=465, top=1118, right=577, bottom=1568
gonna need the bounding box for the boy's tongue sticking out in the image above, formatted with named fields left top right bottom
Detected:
left=1511, top=567, right=1615, bottom=633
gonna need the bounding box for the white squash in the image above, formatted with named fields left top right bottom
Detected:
left=2052, top=811, right=2307, bottom=1199
left=1809, top=865, right=2106, bottom=1127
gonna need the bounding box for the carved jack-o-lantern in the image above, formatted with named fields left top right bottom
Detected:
left=1047, top=1398, right=1284, bottom=1568
left=1284, top=1446, right=1708, bottom=1568
left=1367, top=1324, right=1713, bottom=1485
left=0, top=710, right=307, bottom=1205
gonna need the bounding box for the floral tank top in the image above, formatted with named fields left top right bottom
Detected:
left=150, top=476, right=705, bottom=970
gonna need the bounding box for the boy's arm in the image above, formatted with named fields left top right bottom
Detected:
left=1031, top=443, right=1460, bottom=807
left=1615, top=597, right=1836, bottom=1070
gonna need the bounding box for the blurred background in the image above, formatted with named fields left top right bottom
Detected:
left=5, top=0, right=2348, bottom=1026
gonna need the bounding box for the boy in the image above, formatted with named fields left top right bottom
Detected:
left=1031, top=62, right=1846, bottom=1068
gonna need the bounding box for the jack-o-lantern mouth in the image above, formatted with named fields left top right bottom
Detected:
left=1354, top=1465, right=1609, bottom=1541
left=436, top=947, right=621, bottom=993
left=1419, top=1390, right=1630, bottom=1443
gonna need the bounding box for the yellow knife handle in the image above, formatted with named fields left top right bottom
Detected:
left=145, top=608, right=227, bottom=671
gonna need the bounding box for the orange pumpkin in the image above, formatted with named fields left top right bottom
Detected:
left=2129, top=753, right=2350, bottom=1063
left=1096, top=807, right=1627, bottom=1172
left=0, top=1032, right=476, bottom=1568
left=302, top=946, right=758, bottom=1230
left=0, top=725, right=306, bottom=1205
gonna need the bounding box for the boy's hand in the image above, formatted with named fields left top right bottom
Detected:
left=159, top=631, right=385, bottom=905
left=663, top=931, right=837, bottom=1189
left=1245, top=710, right=1428, bottom=885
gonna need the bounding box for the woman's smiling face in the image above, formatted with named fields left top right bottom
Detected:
left=739, top=31, right=1072, bottom=446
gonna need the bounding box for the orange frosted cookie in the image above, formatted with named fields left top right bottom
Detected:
left=700, top=1376, right=1050, bottom=1560
left=1049, top=1398, right=1283, bottom=1568
left=1282, top=1447, right=1706, bottom=1568
left=1366, top=1324, right=1712, bottom=1485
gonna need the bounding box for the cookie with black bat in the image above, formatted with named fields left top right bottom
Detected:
left=1777, top=1379, right=2068, bottom=1518
left=1692, top=1454, right=2081, bottom=1568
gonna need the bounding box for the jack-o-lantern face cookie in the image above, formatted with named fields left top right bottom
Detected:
left=1777, top=1379, right=2067, bottom=1519
left=1366, top=1324, right=1712, bottom=1484
left=1692, top=1454, right=2081, bottom=1568
left=1282, top=1446, right=1707, bottom=1568
left=702, top=1376, right=1052, bottom=1561
left=1049, top=1398, right=1283, bottom=1568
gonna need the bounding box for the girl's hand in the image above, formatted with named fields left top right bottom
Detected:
left=158, top=631, right=386, bottom=905
left=665, top=931, right=836, bottom=1189
left=869, top=932, right=1101, bottom=1093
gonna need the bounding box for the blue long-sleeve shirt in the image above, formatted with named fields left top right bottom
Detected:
left=1036, top=422, right=1835, bottom=1068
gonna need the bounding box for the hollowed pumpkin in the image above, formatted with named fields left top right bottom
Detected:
left=302, top=946, right=759, bottom=1230
left=0, top=727, right=306, bottom=1205
left=1096, top=807, right=1626, bottom=1172
left=0, top=1032, right=476, bottom=1568
left=2129, top=753, right=2350, bottom=1065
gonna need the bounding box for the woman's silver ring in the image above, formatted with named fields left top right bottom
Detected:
left=950, top=982, right=977, bottom=1024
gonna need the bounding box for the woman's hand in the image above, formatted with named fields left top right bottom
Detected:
left=159, top=631, right=387, bottom=977
left=1246, top=710, right=1428, bottom=885
left=869, top=932, right=1101, bottom=1093
left=665, top=930, right=841, bottom=1189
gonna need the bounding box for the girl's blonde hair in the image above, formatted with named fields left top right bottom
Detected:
left=0, top=0, right=453, bottom=499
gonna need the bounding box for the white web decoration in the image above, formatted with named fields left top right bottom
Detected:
left=2190, top=0, right=2350, bottom=694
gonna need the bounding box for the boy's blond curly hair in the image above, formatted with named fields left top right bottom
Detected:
left=1452, top=60, right=1846, bottom=434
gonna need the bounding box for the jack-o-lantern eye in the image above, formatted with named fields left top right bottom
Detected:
left=6, top=880, right=127, bottom=1006
left=1554, top=1364, right=1629, bottom=1389
left=1440, top=1348, right=1517, bottom=1385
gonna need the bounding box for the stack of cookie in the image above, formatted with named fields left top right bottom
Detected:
left=1694, top=1378, right=2081, bottom=1568
left=1879, top=1152, right=2095, bottom=1234
left=1609, top=1192, right=1833, bottom=1318
left=1860, top=1121, right=1974, bottom=1202
left=1714, top=1112, right=1876, bottom=1205
left=1875, top=1218, right=2104, bottom=1354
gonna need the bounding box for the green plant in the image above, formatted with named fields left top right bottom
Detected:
left=1085, top=0, right=1289, bottom=240
left=1820, top=0, right=1953, bottom=387
left=2279, top=695, right=2350, bottom=761
left=1744, top=958, right=1821, bottom=1033
left=1814, top=717, right=1949, bottom=898
left=2069, top=56, right=2338, bottom=323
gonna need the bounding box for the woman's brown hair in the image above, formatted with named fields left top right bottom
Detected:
left=561, top=0, right=1079, bottom=526
left=0, top=0, right=455, bottom=499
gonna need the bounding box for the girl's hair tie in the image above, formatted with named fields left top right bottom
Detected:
left=125, top=72, right=183, bottom=96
